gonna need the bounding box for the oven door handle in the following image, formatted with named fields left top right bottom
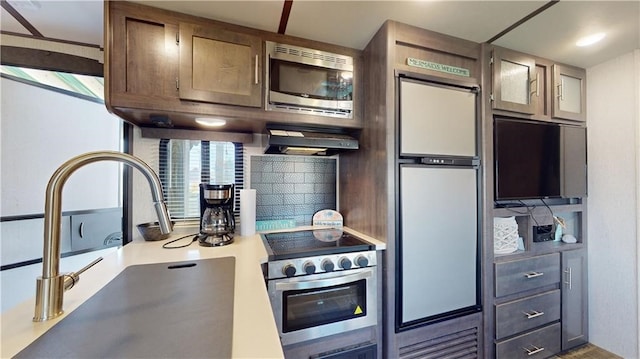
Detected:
left=275, top=269, right=372, bottom=291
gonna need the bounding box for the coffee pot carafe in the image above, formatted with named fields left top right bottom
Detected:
left=198, top=183, right=235, bottom=246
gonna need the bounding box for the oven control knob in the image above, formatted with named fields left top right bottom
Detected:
left=339, top=257, right=352, bottom=270
left=303, top=261, right=316, bottom=275
left=283, top=264, right=297, bottom=278
left=321, top=259, right=335, bottom=272
left=355, top=255, right=369, bottom=268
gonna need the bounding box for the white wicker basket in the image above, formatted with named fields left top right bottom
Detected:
left=494, top=216, right=519, bottom=254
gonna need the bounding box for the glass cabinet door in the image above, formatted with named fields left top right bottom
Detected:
left=492, top=48, right=537, bottom=115
left=552, top=64, right=586, bottom=122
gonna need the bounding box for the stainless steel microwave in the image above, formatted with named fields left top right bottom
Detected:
left=265, top=41, right=354, bottom=119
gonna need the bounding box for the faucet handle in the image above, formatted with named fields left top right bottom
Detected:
left=63, top=257, right=104, bottom=291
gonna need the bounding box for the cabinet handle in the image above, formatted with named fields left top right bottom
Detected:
left=529, top=73, right=539, bottom=98
left=523, top=310, right=545, bottom=319
left=557, top=78, right=564, bottom=101
left=79, top=222, right=85, bottom=239
left=523, top=345, right=545, bottom=356
left=564, top=267, right=573, bottom=290
left=254, top=54, right=259, bottom=85
left=524, top=271, right=544, bottom=279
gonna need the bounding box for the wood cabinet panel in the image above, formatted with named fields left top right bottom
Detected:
left=561, top=249, right=588, bottom=350
left=107, top=2, right=179, bottom=100
left=496, top=323, right=560, bottom=359
left=393, top=23, right=479, bottom=82
left=395, top=44, right=478, bottom=81
left=179, top=22, right=261, bottom=107
left=534, top=63, right=550, bottom=119
left=125, top=19, right=178, bottom=97
left=495, top=253, right=560, bottom=297
left=495, top=290, right=560, bottom=339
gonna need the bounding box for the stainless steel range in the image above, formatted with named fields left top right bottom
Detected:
left=261, top=229, right=377, bottom=346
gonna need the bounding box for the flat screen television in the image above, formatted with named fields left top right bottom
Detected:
left=494, top=118, right=587, bottom=201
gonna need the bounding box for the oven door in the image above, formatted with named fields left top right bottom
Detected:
left=268, top=267, right=377, bottom=346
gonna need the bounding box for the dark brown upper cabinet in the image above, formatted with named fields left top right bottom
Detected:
left=179, top=22, right=262, bottom=108
left=105, top=2, right=363, bottom=132
left=105, top=2, right=180, bottom=108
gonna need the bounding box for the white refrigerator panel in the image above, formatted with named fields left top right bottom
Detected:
left=400, top=165, right=478, bottom=323
left=400, top=80, right=476, bottom=157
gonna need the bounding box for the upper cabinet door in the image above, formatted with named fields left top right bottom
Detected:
left=179, top=22, right=262, bottom=108
left=492, top=48, right=537, bottom=115
left=552, top=64, right=586, bottom=122
left=106, top=2, right=180, bottom=103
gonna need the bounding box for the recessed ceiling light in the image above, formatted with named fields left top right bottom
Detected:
left=576, top=32, right=606, bottom=47
left=195, top=117, right=226, bottom=127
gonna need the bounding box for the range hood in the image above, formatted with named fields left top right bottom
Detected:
left=264, top=126, right=359, bottom=156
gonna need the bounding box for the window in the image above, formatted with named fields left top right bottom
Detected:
left=159, top=140, right=244, bottom=219
left=1, top=65, right=105, bottom=102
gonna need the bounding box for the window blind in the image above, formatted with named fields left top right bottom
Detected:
left=158, top=140, right=244, bottom=221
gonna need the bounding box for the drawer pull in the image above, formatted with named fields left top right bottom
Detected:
left=523, top=310, right=545, bottom=319
left=523, top=345, right=545, bottom=356
left=524, top=271, right=544, bottom=279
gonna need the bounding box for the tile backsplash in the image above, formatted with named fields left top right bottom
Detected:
left=250, top=156, right=336, bottom=226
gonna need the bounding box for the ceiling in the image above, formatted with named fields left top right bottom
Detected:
left=1, top=0, right=639, bottom=69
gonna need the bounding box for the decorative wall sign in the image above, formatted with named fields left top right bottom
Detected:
left=407, top=57, right=470, bottom=77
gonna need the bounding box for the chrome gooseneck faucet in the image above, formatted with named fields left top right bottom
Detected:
left=33, top=151, right=172, bottom=322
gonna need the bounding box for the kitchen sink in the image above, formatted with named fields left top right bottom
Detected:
left=15, top=257, right=235, bottom=358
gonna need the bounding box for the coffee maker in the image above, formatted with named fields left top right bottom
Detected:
left=198, top=183, right=235, bottom=246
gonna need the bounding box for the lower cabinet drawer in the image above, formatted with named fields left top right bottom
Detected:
left=496, top=323, right=561, bottom=359
left=495, top=253, right=560, bottom=297
left=496, top=290, right=561, bottom=339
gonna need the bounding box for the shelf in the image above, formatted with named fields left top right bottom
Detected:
left=493, top=203, right=583, bottom=218
left=492, top=202, right=585, bottom=260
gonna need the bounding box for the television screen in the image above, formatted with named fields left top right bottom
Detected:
left=494, top=118, right=561, bottom=200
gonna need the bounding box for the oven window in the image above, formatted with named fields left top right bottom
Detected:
left=282, top=279, right=367, bottom=333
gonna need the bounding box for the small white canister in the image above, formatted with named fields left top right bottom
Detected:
left=493, top=216, right=519, bottom=254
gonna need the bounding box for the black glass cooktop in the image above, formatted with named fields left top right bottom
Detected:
left=262, top=229, right=374, bottom=260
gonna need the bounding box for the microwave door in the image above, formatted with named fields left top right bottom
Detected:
left=269, top=91, right=350, bottom=111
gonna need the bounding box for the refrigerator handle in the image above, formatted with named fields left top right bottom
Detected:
left=419, top=157, right=480, bottom=167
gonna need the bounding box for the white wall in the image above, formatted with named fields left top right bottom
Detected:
left=0, top=77, right=123, bottom=313
left=587, top=49, right=639, bottom=358
left=0, top=77, right=121, bottom=216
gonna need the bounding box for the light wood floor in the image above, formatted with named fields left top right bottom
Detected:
left=553, top=344, right=623, bottom=359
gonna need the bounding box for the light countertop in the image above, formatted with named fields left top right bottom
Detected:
left=0, top=226, right=385, bottom=358
left=1, top=232, right=284, bottom=358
